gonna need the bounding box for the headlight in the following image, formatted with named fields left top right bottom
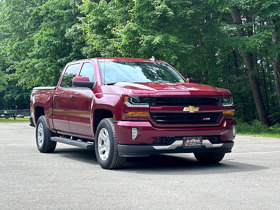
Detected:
left=221, top=97, right=233, bottom=106
left=129, top=97, right=149, bottom=105
left=124, top=96, right=150, bottom=107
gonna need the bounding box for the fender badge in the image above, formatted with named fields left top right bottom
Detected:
left=183, top=106, right=199, bottom=113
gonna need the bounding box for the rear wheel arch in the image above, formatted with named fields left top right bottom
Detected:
left=35, top=106, right=45, bottom=124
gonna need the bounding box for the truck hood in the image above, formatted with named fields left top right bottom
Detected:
left=114, top=82, right=229, bottom=96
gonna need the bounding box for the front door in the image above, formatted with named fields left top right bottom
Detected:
left=68, top=62, right=95, bottom=137
left=52, top=63, right=80, bottom=133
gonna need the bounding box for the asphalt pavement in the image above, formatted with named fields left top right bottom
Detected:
left=1, top=123, right=280, bottom=210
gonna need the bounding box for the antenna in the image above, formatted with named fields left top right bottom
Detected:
left=150, top=56, right=156, bottom=62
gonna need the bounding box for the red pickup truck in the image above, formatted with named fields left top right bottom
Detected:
left=30, top=57, right=236, bottom=169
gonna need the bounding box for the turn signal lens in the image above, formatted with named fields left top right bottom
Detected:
left=223, top=111, right=234, bottom=116
left=123, top=96, right=129, bottom=102
left=127, top=112, right=149, bottom=117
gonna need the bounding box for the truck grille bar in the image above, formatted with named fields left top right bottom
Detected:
left=149, top=97, right=220, bottom=106
left=150, top=112, right=222, bottom=124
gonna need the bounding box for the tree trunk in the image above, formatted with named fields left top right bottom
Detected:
left=272, top=17, right=280, bottom=108
left=230, top=6, right=269, bottom=125
left=232, top=48, right=240, bottom=74
left=260, top=58, right=270, bottom=112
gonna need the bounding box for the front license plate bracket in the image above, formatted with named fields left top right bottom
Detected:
left=183, top=137, right=202, bottom=148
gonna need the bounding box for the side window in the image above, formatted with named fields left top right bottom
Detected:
left=79, top=62, right=95, bottom=82
left=60, top=64, right=80, bottom=88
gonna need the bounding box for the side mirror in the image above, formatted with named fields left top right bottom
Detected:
left=186, top=78, right=197, bottom=83
left=72, top=77, right=95, bottom=89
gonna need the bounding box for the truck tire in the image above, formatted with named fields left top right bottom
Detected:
left=36, top=116, right=56, bottom=153
left=95, top=118, right=126, bottom=169
left=194, top=152, right=225, bottom=164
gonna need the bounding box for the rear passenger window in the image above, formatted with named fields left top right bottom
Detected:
left=79, top=62, right=95, bottom=82
left=60, top=64, right=80, bottom=88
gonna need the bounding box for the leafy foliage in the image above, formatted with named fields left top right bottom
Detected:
left=0, top=0, right=84, bottom=109
left=0, top=0, right=279, bottom=126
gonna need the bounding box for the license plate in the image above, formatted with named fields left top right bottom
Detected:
left=183, top=137, right=202, bottom=148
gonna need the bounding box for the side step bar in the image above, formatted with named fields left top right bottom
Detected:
left=51, top=137, right=94, bottom=150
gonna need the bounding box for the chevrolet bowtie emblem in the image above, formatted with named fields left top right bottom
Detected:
left=183, top=106, right=199, bottom=113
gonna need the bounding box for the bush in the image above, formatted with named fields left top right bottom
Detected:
left=236, top=119, right=280, bottom=135
left=269, top=123, right=280, bottom=133
left=269, top=110, right=280, bottom=124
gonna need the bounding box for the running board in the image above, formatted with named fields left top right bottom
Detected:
left=51, top=137, right=94, bottom=150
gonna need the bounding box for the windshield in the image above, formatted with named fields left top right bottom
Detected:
left=98, top=61, right=185, bottom=85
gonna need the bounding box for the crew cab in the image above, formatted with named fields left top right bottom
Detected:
left=30, top=57, right=236, bottom=169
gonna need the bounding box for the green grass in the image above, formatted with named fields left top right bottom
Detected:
left=0, top=117, right=30, bottom=123
left=238, top=132, right=280, bottom=138
left=237, top=120, right=280, bottom=138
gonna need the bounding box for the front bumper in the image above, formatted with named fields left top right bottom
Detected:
left=118, top=140, right=234, bottom=157
left=114, top=119, right=236, bottom=157
left=114, top=120, right=236, bottom=145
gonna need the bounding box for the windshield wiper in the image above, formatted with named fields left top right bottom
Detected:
left=106, top=81, right=129, bottom=85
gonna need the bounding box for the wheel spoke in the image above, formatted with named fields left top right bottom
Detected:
left=98, top=144, right=106, bottom=153
left=98, top=128, right=110, bottom=161
left=37, top=123, right=44, bottom=148
left=100, top=130, right=107, bottom=141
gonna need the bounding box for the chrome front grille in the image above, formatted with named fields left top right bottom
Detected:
left=150, top=112, right=222, bottom=124
left=149, top=97, right=220, bottom=106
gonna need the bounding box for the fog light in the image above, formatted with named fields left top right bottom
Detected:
left=132, top=128, right=139, bottom=140
left=232, top=125, right=236, bottom=136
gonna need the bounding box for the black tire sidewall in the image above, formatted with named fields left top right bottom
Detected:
left=36, top=116, right=56, bottom=153
left=194, top=152, right=225, bottom=164
left=95, top=118, right=115, bottom=169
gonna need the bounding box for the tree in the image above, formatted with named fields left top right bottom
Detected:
left=230, top=5, right=269, bottom=125
left=255, top=0, right=280, bottom=108
left=0, top=0, right=279, bottom=125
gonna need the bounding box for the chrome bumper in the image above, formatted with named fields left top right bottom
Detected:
left=152, top=140, right=224, bottom=150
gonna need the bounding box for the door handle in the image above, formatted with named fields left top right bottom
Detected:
left=70, top=95, right=76, bottom=101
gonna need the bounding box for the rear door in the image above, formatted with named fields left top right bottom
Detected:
left=68, top=62, right=95, bottom=137
left=52, top=63, right=80, bottom=133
